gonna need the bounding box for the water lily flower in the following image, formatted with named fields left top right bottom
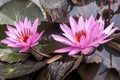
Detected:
left=1, top=17, right=44, bottom=52
left=51, top=16, right=118, bottom=56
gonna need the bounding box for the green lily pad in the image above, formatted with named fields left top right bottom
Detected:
left=0, top=48, right=29, bottom=63
left=0, top=0, right=44, bottom=25
left=0, top=11, right=14, bottom=25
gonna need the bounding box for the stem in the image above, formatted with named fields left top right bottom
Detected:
left=110, top=53, right=112, bottom=67
left=108, top=0, right=111, bottom=24
left=31, top=47, right=51, bottom=58
left=108, top=0, right=112, bottom=67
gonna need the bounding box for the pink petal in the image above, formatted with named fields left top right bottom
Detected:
left=32, top=31, right=44, bottom=43
left=16, top=42, right=27, bottom=47
left=8, top=43, right=22, bottom=48
left=7, top=25, right=20, bottom=36
left=89, top=34, right=107, bottom=46
left=51, top=34, right=76, bottom=46
left=19, top=46, right=30, bottom=52
left=62, top=33, right=76, bottom=43
left=31, top=42, right=38, bottom=47
left=68, top=49, right=81, bottom=56
left=60, top=24, right=75, bottom=42
left=6, top=37, right=17, bottom=42
left=85, top=16, right=96, bottom=41
left=14, top=21, right=21, bottom=31
left=78, top=16, right=84, bottom=31
left=85, top=16, right=95, bottom=31
left=1, top=38, right=16, bottom=45
left=69, top=16, right=77, bottom=35
left=30, top=33, right=39, bottom=42
left=1, top=39, right=21, bottom=48
left=97, top=16, right=104, bottom=31
left=1, top=39, right=12, bottom=44
left=100, top=38, right=112, bottom=44
left=80, top=36, right=87, bottom=48
left=104, top=22, right=114, bottom=33
left=5, top=31, right=17, bottom=39
left=90, top=23, right=100, bottom=41
left=81, top=47, right=93, bottom=55
left=24, top=17, right=29, bottom=28
left=105, top=27, right=118, bottom=36
left=7, top=25, right=16, bottom=33
left=54, top=47, right=73, bottom=53
left=32, top=18, right=39, bottom=34
left=20, top=21, right=25, bottom=27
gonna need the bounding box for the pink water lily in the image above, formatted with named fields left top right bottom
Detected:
left=52, top=16, right=118, bottom=56
left=1, top=17, right=44, bottom=52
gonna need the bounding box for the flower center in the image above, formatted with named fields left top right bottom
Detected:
left=75, top=30, right=86, bottom=43
left=17, top=28, right=32, bottom=43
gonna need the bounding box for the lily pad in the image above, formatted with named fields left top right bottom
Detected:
left=0, top=11, right=14, bottom=25
left=36, top=55, right=83, bottom=80
left=0, top=60, right=45, bottom=79
left=0, top=0, right=44, bottom=25
left=78, top=63, right=100, bottom=80
left=31, top=0, right=69, bottom=23
left=105, top=68, right=120, bottom=80
left=35, top=22, right=65, bottom=55
left=0, top=48, right=29, bottom=63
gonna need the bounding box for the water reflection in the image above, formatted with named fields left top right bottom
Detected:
left=69, top=0, right=120, bottom=27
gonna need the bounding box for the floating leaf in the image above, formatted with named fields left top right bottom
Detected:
left=36, top=55, right=83, bottom=80
left=35, top=22, right=66, bottom=55
left=0, top=60, right=45, bottom=79
left=105, top=68, right=120, bottom=80
left=0, top=0, right=44, bottom=25
left=0, top=48, right=29, bottom=63
left=0, top=11, right=14, bottom=25
left=78, top=63, right=100, bottom=80
left=31, top=0, right=69, bottom=23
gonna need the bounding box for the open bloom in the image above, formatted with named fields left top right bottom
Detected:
left=52, top=16, right=118, bottom=56
left=1, top=17, right=44, bottom=52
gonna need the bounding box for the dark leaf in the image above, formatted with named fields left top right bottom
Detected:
left=37, top=55, right=83, bottom=80
left=78, top=63, right=100, bottom=80
left=64, top=69, right=83, bottom=80
left=31, top=0, right=69, bottom=24
left=110, top=32, right=120, bottom=42
left=0, top=25, right=7, bottom=40
left=105, top=68, right=120, bottom=80
left=35, top=22, right=65, bottom=55
left=0, top=60, right=45, bottom=79
left=36, top=68, right=51, bottom=80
